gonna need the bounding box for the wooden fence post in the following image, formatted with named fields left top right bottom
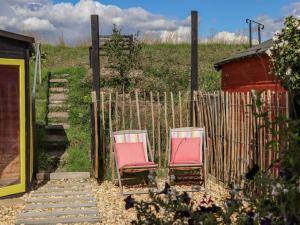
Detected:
left=91, top=14, right=100, bottom=103
left=190, top=10, right=199, bottom=126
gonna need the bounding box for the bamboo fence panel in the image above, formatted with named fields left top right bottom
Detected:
left=93, top=90, right=289, bottom=183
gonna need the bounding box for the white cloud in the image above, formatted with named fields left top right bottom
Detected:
left=0, top=0, right=190, bottom=45
left=202, top=31, right=249, bottom=44
left=22, top=17, right=55, bottom=31
left=1, top=0, right=298, bottom=45
left=256, top=2, right=300, bottom=39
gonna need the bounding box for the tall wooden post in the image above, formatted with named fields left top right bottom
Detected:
left=91, top=15, right=100, bottom=103
left=90, top=14, right=101, bottom=179
left=190, top=10, right=198, bottom=126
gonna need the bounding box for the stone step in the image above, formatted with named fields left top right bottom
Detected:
left=44, top=134, right=68, bottom=143
left=48, top=103, right=68, bottom=109
left=49, top=93, right=67, bottom=102
left=49, top=78, right=68, bottom=83
left=45, top=125, right=67, bottom=136
left=48, top=112, right=69, bottom=119
left=36, top=172, right=90, bottom=181
left=47, top=123, right=70, bottom=129
left=16, top=216, right=100, bottom=225
left=49, top=87, right=68, bottom=93
left=51, top=73, right=69, bottom=78
left=18, top=209, right=99, bottom=219
left=44, top=135, right=68, bottom=150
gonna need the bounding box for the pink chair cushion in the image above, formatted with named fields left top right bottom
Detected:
left=115, top=142, right=148, bottom=169
left=170, top=137, right=202, bottom=164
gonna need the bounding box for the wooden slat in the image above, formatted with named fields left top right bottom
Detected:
left=24, top=202, right=97, bottom=210
left=16, top=216, right=100, bottom=225
left=18, top=209, right=99, bottom=219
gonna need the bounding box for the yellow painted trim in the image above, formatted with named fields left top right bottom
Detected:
left=0, top=58, right=26, bottom=197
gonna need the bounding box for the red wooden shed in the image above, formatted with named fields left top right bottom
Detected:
left=214, top=40, right=286, bottom=92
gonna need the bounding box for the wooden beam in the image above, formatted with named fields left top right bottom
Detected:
left=90, top=15, right=100, bottom=103
left=190, top=10, right=198, bottom=126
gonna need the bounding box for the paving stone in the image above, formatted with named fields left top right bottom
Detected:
left=49, top=87, right=68, bottom=93
left=46, top=123, right=70, bottom=129
left=48, top=112, right=69, bottom=119
left=44, top=134, right=68, bottom=143
left=49, top=78, right=68, bottom=83
left=49, top=93, right=67, bottom=102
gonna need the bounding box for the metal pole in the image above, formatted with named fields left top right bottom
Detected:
left=91, top=14, right=100, bottom=103
left=190, top=10, right=198, bottom=126
left=249, top=20, right=252, bottom=47
left=258, top=25, right=261, bottom=44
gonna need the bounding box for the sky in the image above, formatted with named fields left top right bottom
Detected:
left=0, top=0, right=299, bottom=45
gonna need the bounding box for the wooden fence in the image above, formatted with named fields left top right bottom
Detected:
left=90, top=90, right=289, bottom=184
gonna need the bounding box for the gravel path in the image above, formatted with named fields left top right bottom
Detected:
left=1, top=177, right=228, bottom=225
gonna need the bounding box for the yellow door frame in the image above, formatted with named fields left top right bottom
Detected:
left=0, top=58, right=26, bottom=197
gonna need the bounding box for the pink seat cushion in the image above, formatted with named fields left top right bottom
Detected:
left=170, top=137, right=202, bottom=164
left=115, top=142, right=148, bottom=169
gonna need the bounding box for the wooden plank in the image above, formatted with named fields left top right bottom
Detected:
left=18, top=209, right=99, bottom=219
left=150, top=91, right=155, bottom=157
left=115, top=92, right=119, bottom=131
left=135, top=90, right=141, bottom=129
left=109, top=92, right=114, bottom=179
left=16, top=216, right=100, bottom=225
left=186, top=90, right=189, bottom=126
left=28, top=196, right=95, bottom=203
left=164, top=92, right=169, bottom=167
left=101, top=92, right=106, bottom=176
left=129, top=93, right=132, bottom=129
left=92, top=92, right=99, bottom=178
left=122, top=91, right=125, bottom=129
left=171, top=92, right=175, bottom=128
left=30, top=191, right=91, bottom=197
left=24, top=202, right=97, bottom=210
left=157, top=92, right=161, bottom=167
left=179, top=91, right=182, bottom=127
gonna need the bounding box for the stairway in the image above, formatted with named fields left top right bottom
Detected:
left=44, top=73, right=70, bottom=172
left=16, top=178, right=100, bottom=224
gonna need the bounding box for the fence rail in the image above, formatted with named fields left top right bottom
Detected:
left=91, top=90, right=289, bottom=184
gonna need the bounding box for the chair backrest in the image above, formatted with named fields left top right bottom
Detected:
left=113, top=130, right=150, bottom=162
left=169, top=127, right=205, bottom=164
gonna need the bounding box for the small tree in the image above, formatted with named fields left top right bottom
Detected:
left=266, top=16, right=300, bottom=118
left=104, top=25, right=142, bottom=90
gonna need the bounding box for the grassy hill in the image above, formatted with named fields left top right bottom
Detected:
left=33, top=43, right=247, bottom=172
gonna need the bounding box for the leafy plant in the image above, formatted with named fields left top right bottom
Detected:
left=266, top=16, right=300, bottom=91
left=104, top=25, right=142, bottom=90
left=125, top=183, right=241, bottom=225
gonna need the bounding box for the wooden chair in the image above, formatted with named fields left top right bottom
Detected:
left=168, top=127, right=206, bottom=191
left=113, top=130, right=158, bottom=195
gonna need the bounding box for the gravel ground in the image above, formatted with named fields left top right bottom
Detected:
left=0, top=194, right=29, bottom=225
left=0, top=176, right=228, bottom=225
left=95, top=176, right=229, bottom=225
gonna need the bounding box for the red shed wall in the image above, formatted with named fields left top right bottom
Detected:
left=221, top=54, right=286, bottom=92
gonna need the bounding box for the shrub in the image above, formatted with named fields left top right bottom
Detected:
left=104, top=25, right=142, bottom=90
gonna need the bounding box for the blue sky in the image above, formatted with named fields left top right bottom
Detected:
left=51, top=0, right=296, bottom=39
left=1, top=0, right=299, bottom=44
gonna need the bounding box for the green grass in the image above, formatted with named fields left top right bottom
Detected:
left=32, top=43, right=246, bottom=172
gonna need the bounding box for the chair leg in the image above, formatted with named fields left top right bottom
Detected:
left=116, top=168, right=124, bottom=195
